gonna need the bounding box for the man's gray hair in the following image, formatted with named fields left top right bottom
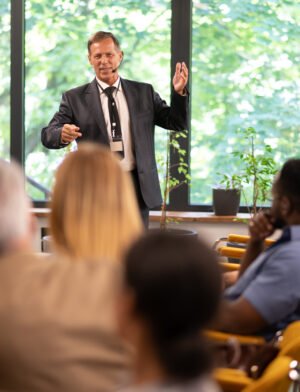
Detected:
left=0, top=159, right=31, bottom=251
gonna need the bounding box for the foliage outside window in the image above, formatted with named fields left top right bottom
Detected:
left=0, top=1, right=10, bottom=160
left=24, top=0, right=171, bottom=200
left=191, top=0, right=300, bottom=206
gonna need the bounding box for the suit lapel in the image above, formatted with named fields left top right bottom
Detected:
left=85, top=79, right=109, bottom=144
left=121, top=79, right=141, bottom=142
left=121, top=78, right=136, bottom=132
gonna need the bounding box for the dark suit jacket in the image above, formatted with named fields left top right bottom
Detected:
left=41, top=78, right=189, bottom=208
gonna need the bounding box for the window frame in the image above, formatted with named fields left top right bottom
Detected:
left=11, top=0, right=25, bottom=167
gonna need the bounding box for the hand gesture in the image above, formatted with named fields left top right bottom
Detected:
left=248, top=211, right=275, bottom=242
left=61, top=124, right=82, bottom=144
left=172, top=62, right=188, bottom=95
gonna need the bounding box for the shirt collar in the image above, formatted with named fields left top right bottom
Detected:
left=96, top=77, right=122, bottom=92
left=269, top=225, right=300, bottom=250
left=289, top=225, right=300, bottom=241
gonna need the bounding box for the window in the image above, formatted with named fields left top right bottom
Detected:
left=190, top=0, right=300, bottom=206
left=0, top=1, right=10, bottom=160
left=24, top=0, right=171, bottom=200
left=10, top=0, right=300, bottom=210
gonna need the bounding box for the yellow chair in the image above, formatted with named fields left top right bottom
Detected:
left=278, top=321, right=300, bottom=345
left=220, top=261, right=241, bottom=272
left=214, top=368, right=253, bottom=392
left=205, top=330, right=265, bottom=346
left=214, top=234, right=275, bottom=262
left=214, top=234, right=275, bottom=248
left=208, top=331, right=266, bottom=392
left=209, top=321, right=300, bottom=392
left=242, top=356, right=300, bottom=392
left=279, top=321, right=300, bottom=362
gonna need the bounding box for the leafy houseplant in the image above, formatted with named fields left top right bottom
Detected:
left=216, top=127, right=278, bottom=217
left=233, top=127, right=278, bottom=216
left=157, top=129, right=191, bottom=230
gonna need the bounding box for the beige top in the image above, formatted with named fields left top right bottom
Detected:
left=0, top=252, right=131, bottom=392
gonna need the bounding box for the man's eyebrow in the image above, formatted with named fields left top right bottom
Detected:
left=94, top=52, right=113, bottom=56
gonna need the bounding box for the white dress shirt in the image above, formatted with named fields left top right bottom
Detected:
left=96, top=77, right=135, bottom=172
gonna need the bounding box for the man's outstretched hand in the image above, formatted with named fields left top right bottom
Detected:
left=61, top=124, right=82, bottom=144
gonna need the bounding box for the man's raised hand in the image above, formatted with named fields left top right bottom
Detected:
left=172, top=62, right=189, bottom=95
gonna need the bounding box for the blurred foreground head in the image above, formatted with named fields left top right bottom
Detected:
left=120, top=231, right=222, bottom=382
left=0, top=159, right=32, bottom=255
left=50, top=142, right=142, bottom=261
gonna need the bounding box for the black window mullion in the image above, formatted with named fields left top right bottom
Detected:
left=10, top=0, right=25, bottom=166
left=169, top=0, right=192, bottom=211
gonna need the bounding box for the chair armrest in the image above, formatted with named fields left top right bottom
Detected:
left=220, top=262, right=240, bottom=272
left=219, top=246, right=245, bottom=259
left=227, top=234, right=275, bottom=247
left=204, top=329, right=266, bottom=345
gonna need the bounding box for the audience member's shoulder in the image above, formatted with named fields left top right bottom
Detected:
left=0, top=251, right=48, bottom=269
left=0, top=251, right=121, bottom=294
left=46, top=253, right=121, bottom=274
left=0, top=251, right=53, bottom=290
left=43, top=253, right=122, bottom=293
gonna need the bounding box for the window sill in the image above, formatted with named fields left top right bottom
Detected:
left=150, top=211, right=250, bottom=223
left=31, top=208, right=250, bottom=223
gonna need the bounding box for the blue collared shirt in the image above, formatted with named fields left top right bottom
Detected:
left=225, top=226, right=300, bottom=339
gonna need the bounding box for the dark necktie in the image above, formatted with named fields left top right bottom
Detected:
left=103, top=86, right=124, bottom=158
left=104, top=86, right=122, bottom=138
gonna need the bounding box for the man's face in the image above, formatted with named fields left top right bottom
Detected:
left=269, top=181, right=287, bottom=229
left=88, top=38, right=123, bottom=85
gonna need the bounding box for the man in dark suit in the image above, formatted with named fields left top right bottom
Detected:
left=41, top=31, right=189, bottom=226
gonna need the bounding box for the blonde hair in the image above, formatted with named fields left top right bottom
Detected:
left=50, top=143, right=143, bottom=262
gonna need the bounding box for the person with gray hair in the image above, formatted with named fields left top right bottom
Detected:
left=0, top=159, right=34, bottom=255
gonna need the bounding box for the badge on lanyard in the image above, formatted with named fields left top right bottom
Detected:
left=110, top=140, right=124, bottom=152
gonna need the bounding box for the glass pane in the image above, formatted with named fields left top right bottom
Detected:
left=25, top=0, right=171, bottom=201
left=191, top=0, right=300, bottom=206
left=0, top=1, right=10, bottom=160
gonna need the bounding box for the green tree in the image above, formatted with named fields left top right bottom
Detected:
left=0, top=0, right=10, bottom=160
left=191, top=0, right=300, bottom=205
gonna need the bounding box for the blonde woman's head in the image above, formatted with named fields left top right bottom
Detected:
left=50, top=142, right=143, bottom=261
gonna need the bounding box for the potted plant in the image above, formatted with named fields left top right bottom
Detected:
left=156, top=129, right=196, bottom=235
left=213, top=173, right=243, bottom=216
left=214, top=127, right=278, bottom=217
left=234, top=127, right=278, bottom=216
